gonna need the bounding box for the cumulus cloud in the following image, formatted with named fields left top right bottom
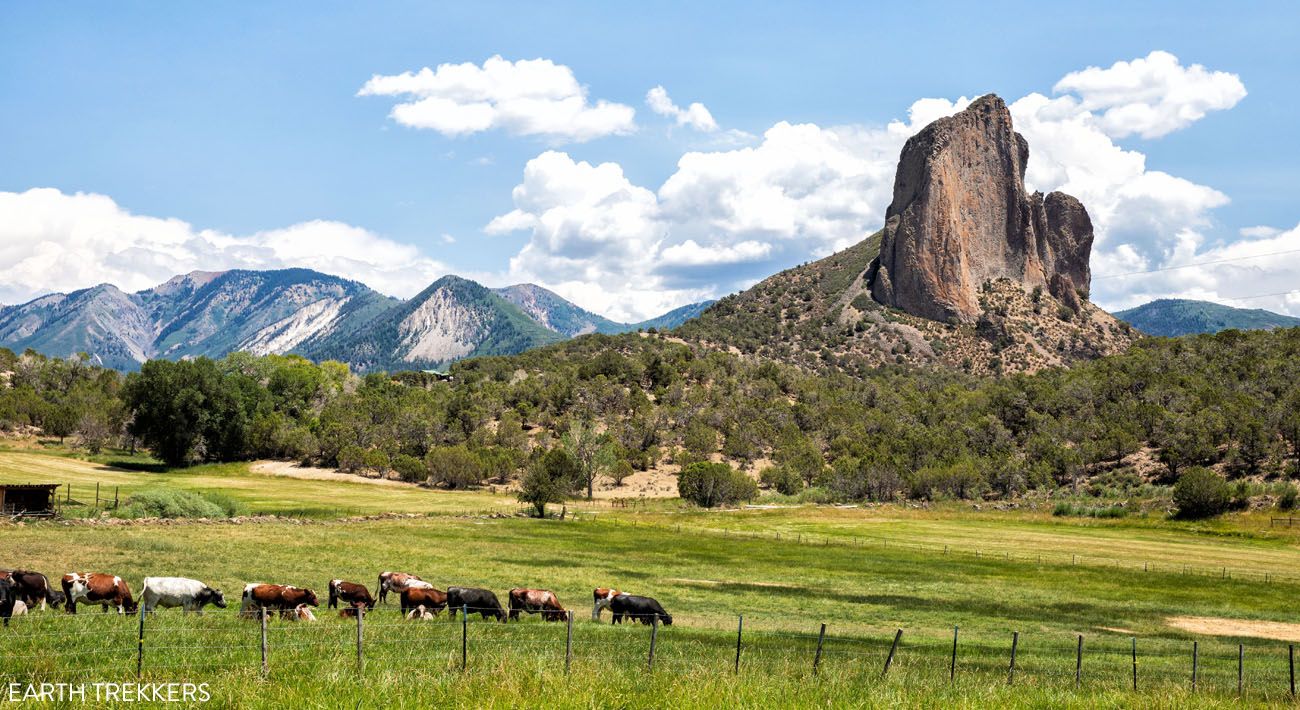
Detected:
left=0, top=188, right=450, bottom=305
left=490, top=51, right=1265, bottom=321
left=1053, top=50, right=1247, bottom=139
left=358, top=56, right=636, bottom=142
left=645, top=86, right=718, bottom=132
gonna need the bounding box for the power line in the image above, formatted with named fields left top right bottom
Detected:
left=1093, top=248, right=1300, bottom=280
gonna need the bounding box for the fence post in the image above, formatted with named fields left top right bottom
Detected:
left=1008, top=631, right=1018, bottom=685
left=883, top=629, right=903, bottom=676
left=356, top=606, right=364, bottom=673
left=1192, top=640, right=1198, bottom=692
left=95, top=482, right=100, bottom=508
left=461, top=604, right=468, bottom=671
left=1238, top=643, right=1244, bottom=697
left=648, top=616, right=659, bottom=671
left=260, top=607, right=269, bottom=677
left=565, top=611, right=573, bottom=675
left=136, top=606, right=145, bottom=679
left=734, top=615, right=743, bottom=673
left=812, top=623, right=826, bottom=675
left=1075, top=635, right=1083, bottom=688
left=1131, top=637, right=1137, bottom=691
left=1289, top=644, right=1295, bottom=697
left=950, top=626, right=959, bottom=682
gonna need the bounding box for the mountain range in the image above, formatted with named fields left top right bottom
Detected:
left=0, top=270, right=711, bottom=371
left=1116, top=299, right=1300, bottom=337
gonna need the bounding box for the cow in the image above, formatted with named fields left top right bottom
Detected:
left=327, top=579, right=375, bottom=611
left=592, top=587, right=621, bottom=621
left=400, top=587, right=447, bottom=618
left=1, top=570, right=61, bottom=611
left=377, top=571, right=431, bottom=605
left=338, top=601, right=368, bottom=618
left=508, top=588, right=567, bottom=622
left=240, top=583, right=318, bottom=618
left=283, top=604, right=316, bottom=622
left=608, top=594, right=672, bottom=626
left=0, top=576, right=13, bottom=627
left=406, top=605, right=435, bottom=621
left=61, top=573, right=137, bottom=615
left=447, top=587, right=506, bottom=622
left=140, top=577, right=226, bottom=615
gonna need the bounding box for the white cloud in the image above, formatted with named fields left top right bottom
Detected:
left=0, top=188, right=449, bottom=305
left=1053, top=50, right=1246, bottom=139
left=358, top=56, right=636, bottom=142
left=645, top=86, right=718, bottom=132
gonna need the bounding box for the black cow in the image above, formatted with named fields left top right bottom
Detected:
left=4, top=570, right=62, bottom=610
left=0, top=577, right=15, bottom=627
left=609, top=594, right=672, bottom=626
left=446, top=587, right=506, bottom=622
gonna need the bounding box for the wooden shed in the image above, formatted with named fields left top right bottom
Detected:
left=0, top=484, right=60, bottom=517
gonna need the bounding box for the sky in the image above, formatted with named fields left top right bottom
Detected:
left=2, top=1, right=1298, bottom=321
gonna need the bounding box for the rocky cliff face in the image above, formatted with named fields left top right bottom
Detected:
left=869, top=94, right=1093, bottom=322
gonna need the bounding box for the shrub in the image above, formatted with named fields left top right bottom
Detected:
left=391, top=454, right=427, bottom=483
left=609, top=459, right=635, bottom=487
left=117, top=488, right=245, bottom=519
left=363, top=449, right=391, bottom=478
left=1279, top=485, right=1299, bottom=511
left=518, top=447, right=579, bottom=517
left=677, top=462, right=758, bottom=508
left=760, top=464, right=804, bottom=495
left=337, top=445, right=365, bottom=473
left=1173, top=467, right=1231, bottom=519
left=425, top=445, right=485, bottom=489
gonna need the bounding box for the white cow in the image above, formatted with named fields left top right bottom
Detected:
left=140, top=577, right=227, bottom=615
left=406, top=604, right=435, bottom=621
left=283, top=604, right=316, bottom=622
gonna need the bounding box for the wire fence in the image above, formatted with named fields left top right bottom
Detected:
left=3, top=606, right=1297, bottom=701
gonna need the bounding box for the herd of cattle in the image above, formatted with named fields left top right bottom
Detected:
left=0, top=569, right=674, bottom=628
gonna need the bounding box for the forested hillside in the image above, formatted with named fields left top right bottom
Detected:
left=4, top=325, right=1299, bottom=505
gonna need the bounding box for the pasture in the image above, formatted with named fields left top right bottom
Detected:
left=3, top=449, right=1300, bottom=707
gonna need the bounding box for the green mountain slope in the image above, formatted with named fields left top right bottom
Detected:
left=1116, top=299, right=1300, bottom=337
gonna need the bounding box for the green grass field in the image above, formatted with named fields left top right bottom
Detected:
left=3, top=448, right=1300, bottom=707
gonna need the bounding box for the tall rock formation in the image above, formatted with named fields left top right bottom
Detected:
left=868, top=94, right=1093, bottom=322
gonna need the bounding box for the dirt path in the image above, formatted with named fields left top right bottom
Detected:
left=249, top=461, right=415, bottom=488
left=1167, top=616, right=1300, bottom=642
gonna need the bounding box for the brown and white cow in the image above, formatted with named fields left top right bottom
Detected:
left=327, top=579, right=375, bottom=610
left=240, top=583, right=319, bottom=618
left=377, top=571, right=431, bottom=604
left=592, top=587, right=621, bottom=621
left=405, top=604, right=435, bottom=620
left=508, top=588, right=567, bottom=622
left=283, top=604, right=316, bottom=622
left=400, top=586, right=447, bottom=618
left=61, top=573, right=137, bottom=614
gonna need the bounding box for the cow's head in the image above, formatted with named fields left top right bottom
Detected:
left=302, top=589, right=320, bottom=607
left=203, top=588, right=228, bottom=609
left=660, top=613, right=673, bottom=626
left=123, top=597, right=140, bottom=614
left=46, top=590, right=65, bottom=608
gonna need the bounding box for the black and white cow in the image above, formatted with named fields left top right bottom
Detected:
left=609, top=594, right=672, bottom=626
left=140, top=577, right=227, bottom=614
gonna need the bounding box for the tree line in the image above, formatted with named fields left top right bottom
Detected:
left=2, top=326, right=1299, bottom=514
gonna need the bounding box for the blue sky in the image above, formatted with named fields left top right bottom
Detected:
left=2, top=1, right=1298, bottom=319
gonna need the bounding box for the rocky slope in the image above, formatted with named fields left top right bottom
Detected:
left=1117, top=299, right=1300, bottom=337
left=494, top=283, right=714, bottom=337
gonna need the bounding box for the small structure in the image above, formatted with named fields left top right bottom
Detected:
left=0, top=484, right=60, bottom=517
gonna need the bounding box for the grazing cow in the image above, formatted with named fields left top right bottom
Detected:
left=400, top=587, right=447, bottom=618
left=592, top=587, right=621, bottom=621
left=1, top=570, right=60, bottom=611
left=338, top=601, right=368, bottom=618
left=62, top=573, right=137, bottom=615
left=327, top=579, right=375, bottom=610
left=609, top=594, right=672, bottom=626
left=447, top=587, right=505, bottom=622
left=406, top=605, right=435, bottom=621
left=240, top=583, right=319, bottom=618
left=377, top=571, right=431, bottom=605
left=283, top=604, right=316, bottom=622
left=0, top=577, right=13, bottom=626
left=140, top=577, right=226, bottom=615
left=508, top=588, right=567, bottom=622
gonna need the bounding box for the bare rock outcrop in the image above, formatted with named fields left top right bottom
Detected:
left=868, top=94, right=1093, bottom=322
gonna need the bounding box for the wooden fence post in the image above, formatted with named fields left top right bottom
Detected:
left=883, top=629, right=903, bottom=677
left=356, top=606, right=364, bottom=673
left=136, top=606, right=145, bottom=679
left=260, top=607, right=269, bottom=677
left=1131, top=637, right=1138, bottom=691
left=950, top=626, right=959, bottom=682
left=813, top=623, right=826, bottom=675
left=1289, top=644, right=1294, bottom=697
left=1238, top=643, right=1244, bottom=697
left=1192, top=640, right=1198, bottom=692
left=734, top=615, right=743, bottom=673
left=1075, top=635, right=1083, bottom=688
left=461, top=604, right=468, bottom=671
left=565, top=611, right=573, bottom=674
left=1008, top=631, right=1018, bottom=685
left=648, top=616, right=659, bottom=671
